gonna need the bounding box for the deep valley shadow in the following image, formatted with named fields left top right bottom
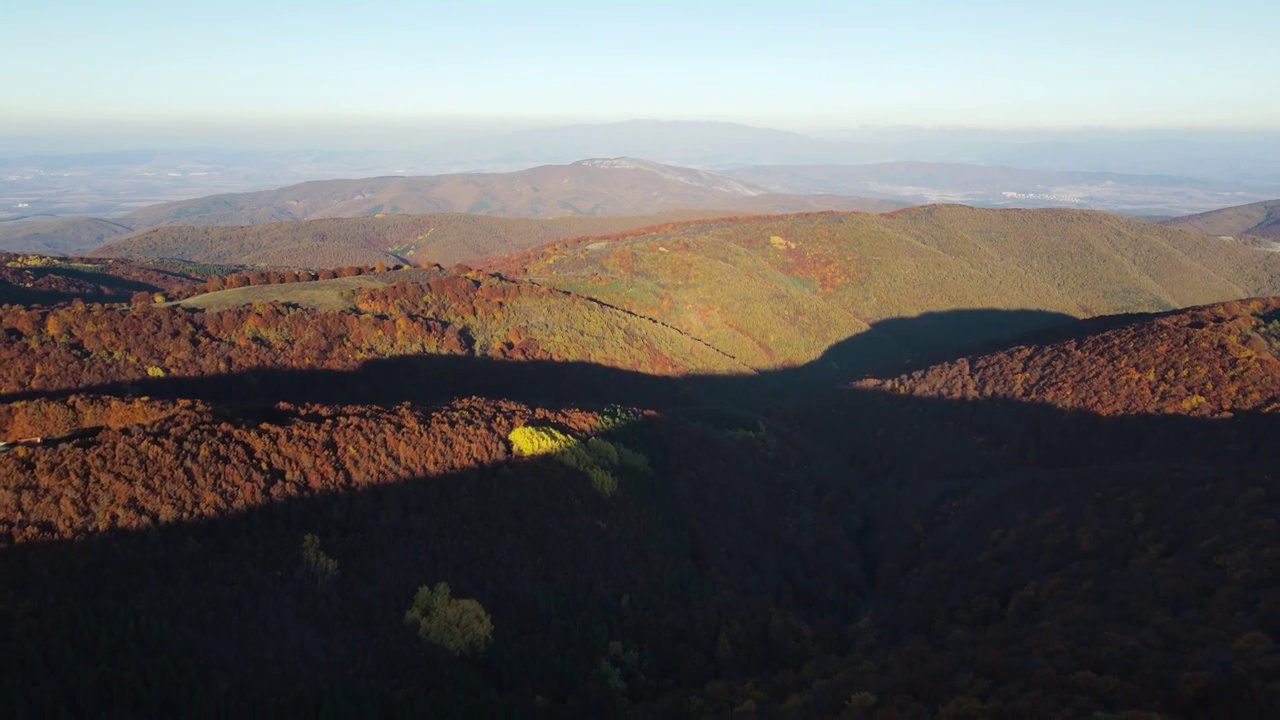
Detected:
left=3, top=307, right=1086, bottom=414
left=0, top=265, right=173, bottom=305
left=3, top=305, right=1279, bottom=716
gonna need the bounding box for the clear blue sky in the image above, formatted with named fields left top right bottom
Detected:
left=3, top=0, right=1277, bottom=130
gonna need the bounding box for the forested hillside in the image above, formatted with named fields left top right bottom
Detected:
left=3, top=282, right=1277, bottom=716
left=857, top=296, right=1280, bottom=416
left=94, top=211, right=737, bottom=268
left=2, top=158, right=904, bottom=257
left=120, top=159, right=901, bottom=228
left=1163, top=199, right=1280, bottom=241
left=2, top=227, right=1278, bottom=717
left=0, top=217, right=133, bottom=254
left=9, top=0, right=1278, bottom=714
left=0, top=253, right=213, bottom=305
left=493, top=206, right=1280, bottom=368
left=0, top=267, right=749, bottom=400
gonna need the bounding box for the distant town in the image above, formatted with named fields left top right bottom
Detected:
left=1001, top=190, right=1082, bottom=203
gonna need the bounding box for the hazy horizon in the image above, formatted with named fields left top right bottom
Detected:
left=5, top=118, right=1280, bottom=157
left=4, top=1, right=1278, bottom=221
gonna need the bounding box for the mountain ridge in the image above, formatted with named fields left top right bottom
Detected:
left=0, top=157, right=903, bottom=255
left=1162, top=198, right=1280, bottom=242
left=91, top=210, right=749, bottom=268
left=488, top=205, right=1280, bottom=368
left=121, top=158, right=900, bottom=228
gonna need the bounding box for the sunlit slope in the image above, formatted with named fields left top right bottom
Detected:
left=496, top=206, right=1280, bottom=367
left=0, top=216, right=133, bottom=254
left=119, top=158, right=902, bottom=228
left=4, top=261, right=1280, bottom=715
left=0, top=268, right=750, bottom=399
left=0, top=252, right=211, bottom=305
left=1162, top=198, right=1280, bottom=241
left=94, top=211, right=740, bottom=268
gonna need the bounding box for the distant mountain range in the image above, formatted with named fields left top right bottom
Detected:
left=5, top=151, right=1279, bottom=262
left=239, top=120, right=1280, bottom=181
left=0, top=158, right=901, bottom=254
left=6, top=120, right=1279, bottom=224
left=121, top=158, right=899, bottom=227
left=10, top=120, right=1280, bottom=181
left=423, top=120, right=1280, bottom=185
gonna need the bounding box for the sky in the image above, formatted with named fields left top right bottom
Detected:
left=3, top=0, right=1279, bottom=134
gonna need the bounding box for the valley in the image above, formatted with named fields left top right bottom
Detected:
left=10, top=3, right=1280, bottom=716
left=2, top=195, right=1279, bottom=715
left=9, top=147, right=1280, bottom=261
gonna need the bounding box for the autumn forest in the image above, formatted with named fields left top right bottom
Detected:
left=2, top=203, right=1279, bottom=718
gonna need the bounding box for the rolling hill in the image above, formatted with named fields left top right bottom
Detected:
left=0, top=216, right=134, bottom=254
left=92, top=211, right=739, bottom=268
left=855, top=296, right=1280, bottom=416
left=2, top=253, right=1277, bottom=715
left=784, top=297, right=1280, bottom=718
left=0, top=252, right=214, bottom=306
left=121, top=158, right=901, bottom=228
left=1162, top=199, right=1280, bottom=242
left=4, top=200, right=1280, bottom=716
left=489, top=205, right=1280, bottom=369
left=0, top=158, right=903, bottom=256
left=0, top=266, right=752, bottom=401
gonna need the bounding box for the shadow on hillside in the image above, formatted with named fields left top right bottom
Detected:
left=3, top=307, right=1087, bottom=412
left=4, top=306, right=1280, bottom=715
left=0, top=265, right=164, bottom=305
left=1, top=448, right=664, bottom=716
left=0, top=285, right=90, bottom=306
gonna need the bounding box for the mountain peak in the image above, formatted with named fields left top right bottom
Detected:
left=573, top=157, right=764, bottom=196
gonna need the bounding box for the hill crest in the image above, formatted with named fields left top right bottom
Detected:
left=1162, top=198, right=1280, bottom=242
left=121, top=158, right=900, bottom=229
left=855, top=296, right=1280, bottom=417
left=487, top=205, right=1280, bottom=368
